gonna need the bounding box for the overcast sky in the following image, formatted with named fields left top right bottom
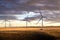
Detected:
left=0, top=0, right=60, bottom=27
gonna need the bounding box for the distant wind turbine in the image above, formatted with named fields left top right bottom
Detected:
left=0, top=16, right=14, bottom=28
left=1, top=19, right=11, bottom=28
left=26, top=12, right=31, bottom=28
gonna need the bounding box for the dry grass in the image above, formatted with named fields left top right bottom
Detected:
left=0, top=27, right=60, bottom=40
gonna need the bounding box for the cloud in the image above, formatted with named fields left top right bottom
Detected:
left=0, top=0, right=60, bottom=11
left=0, top=11, right=27, bottom=15
left=0, top=16, right=17, bottom=20
left=0, top=0, right=60, bottom=23
left=20, top=10, right=60, bottom=23
left=41, top=10, right=60, bottom=23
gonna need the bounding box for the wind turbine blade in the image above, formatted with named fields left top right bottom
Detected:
left=36, top=17, right=42, bottom=24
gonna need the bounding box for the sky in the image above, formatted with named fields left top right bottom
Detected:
left=0, top=0, right=60, bottom=27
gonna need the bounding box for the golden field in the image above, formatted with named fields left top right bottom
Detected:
left=0, top=27, right=60, bottom=40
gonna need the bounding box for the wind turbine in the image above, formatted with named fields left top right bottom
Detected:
left=26, top=13, right=28, bottom=28
left=36, top=11, right=43, bottom=27
left=16, top=12, right=31, bottom=28
left=25, top=12, right=31, bottom=28
left=35, top=11, right=47, bottom=29
left=1, top=19, right=11, bottom=28
left=0, top=16, right=16, bottom=28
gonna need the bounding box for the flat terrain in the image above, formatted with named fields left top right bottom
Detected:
left=0, top=27, right=60, bottom=40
